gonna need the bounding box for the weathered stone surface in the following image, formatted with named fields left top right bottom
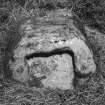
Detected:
left=9, top=9, right=96, bottom=90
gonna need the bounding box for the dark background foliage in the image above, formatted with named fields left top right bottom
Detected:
left=72, top=0, right=105, bottom=34
left=0, top=0, right=105, bottom=34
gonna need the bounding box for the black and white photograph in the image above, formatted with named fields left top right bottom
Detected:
left=0, top=0, right=105, bottom=105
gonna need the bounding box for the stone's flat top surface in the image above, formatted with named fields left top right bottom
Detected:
left=15, top=23, right=79, bottom=58
left=18, top=9, right=86, bottom=52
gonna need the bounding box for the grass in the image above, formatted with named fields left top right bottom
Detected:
left=0, top=0, right=105, bottom=105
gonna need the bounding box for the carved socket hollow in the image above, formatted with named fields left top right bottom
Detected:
left=25, top=48, right=74, bottom=90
